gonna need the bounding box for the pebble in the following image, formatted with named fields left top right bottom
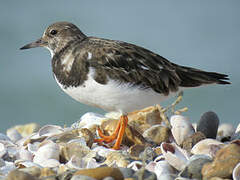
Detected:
left=201, top=143, right=240, bottom=179
left=197, top=111, right=219, bottom=139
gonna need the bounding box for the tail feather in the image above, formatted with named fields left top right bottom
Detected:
left=175, top=65, right=230, bottom=87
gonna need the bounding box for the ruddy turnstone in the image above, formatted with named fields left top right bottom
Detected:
left=20, top=22, right=230, bottom=149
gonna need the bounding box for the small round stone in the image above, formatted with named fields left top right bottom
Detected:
left=71, top=175, right=97, bottom=180
left=197, top=111, right=219, bottom=139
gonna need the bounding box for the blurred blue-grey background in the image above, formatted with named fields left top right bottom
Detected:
left=0, top=1, right=239, bottom=133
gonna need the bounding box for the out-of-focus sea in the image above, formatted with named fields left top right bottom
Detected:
left=0, top=1, right=239, bottom=133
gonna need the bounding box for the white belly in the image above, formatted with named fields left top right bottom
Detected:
left=55, top=68, right=177, bottom=113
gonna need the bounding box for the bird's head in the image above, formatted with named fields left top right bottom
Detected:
left=20, top=21, right=86, bottom=57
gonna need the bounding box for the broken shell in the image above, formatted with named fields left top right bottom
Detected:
left=15, top=160, right=42, bottom=168
left=66, top=155, right=85, bottom=170
left=191, top=138, right=224, bottom=158
left=16, top=148, right=33, bottom=161
left=170, top=115, right=195, bottom=145
left=127, top=161, right=143, bottom=171
left=33, top=140, right=60, bottom=165
left=233, top=162, right=240, bottom=180
left=38, top=125, right=64, bottom=137
left=236, top=123, right=240, bottom=134
left=154, top=160, right=175, bottom=180
left=160, top=142, right=190, bottom=171
left=6, top=128, right=22, bottom=143
left=0, top=143, right=7, bottom=158
left=37, top=158, right=60, bottom=168
left=72, top=112, right=104, bottom=129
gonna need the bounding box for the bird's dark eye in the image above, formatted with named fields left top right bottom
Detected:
left=50, top=29, right=58, bottom=35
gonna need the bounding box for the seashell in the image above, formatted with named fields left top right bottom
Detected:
left=6, top=128, right=22, bottom=143
left=38, top=158, right=60, bottom=168
left=233, top=162, right=240, bottom=180
left=0, top=143, right=7, bottom=158
left=92, top=146, right=115, bottom=157
left=27, top=142, right=40, bottom=154
left=0, top=161, right=16, bottom=176
left=127, top=161, right=143, bottom=171
left=15, top=160, right=42, bottom=168
left=38, top=125, right=64, bottom=137
left=0, top=133, right=11, bottom=142
left=217, top=123, right=235, bottom=141
left=16, top=148, right=33, bottom=161
left=160, top=142, right=190, bottom=171
left=72, top=112, right=105, bottom=129
left=33, top=140, right=60, bottom=165
left=191, top=138, right=224, bottom=158
left=66, top=155, right=84, bottom=169
left=154, top=160, right=175, bottom=180
left=235, top=123, right=240, bottom=134
left=143, top=125, right=171, bottom=144
left=68, top=137, right=87, bottom=146
left=170, top=115, right=195, bottom=145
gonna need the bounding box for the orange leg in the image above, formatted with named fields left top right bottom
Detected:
left=94, top=115, right=128, bottom=150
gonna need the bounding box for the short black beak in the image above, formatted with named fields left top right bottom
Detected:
left=20, top=38, right=46, bottom=50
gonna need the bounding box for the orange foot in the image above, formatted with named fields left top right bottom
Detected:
left=94, top=115, right=128, bottom=150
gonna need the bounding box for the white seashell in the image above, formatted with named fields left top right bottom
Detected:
left=154, top=155, right=165, bottom=162
left=33, top=140, right=60, bottom=165
left=145, top=161, right=156, bottom=172
left=68, top=137, right=87, bottom=146
left=15, top=160, right=42, bottom=168
left=6, top=128, right=22, bottom=143
left=127, top=161, right=143, bottom=171
left=217, top=123, right=235, bottom=140
left=72, top=112, right=105, bottom=129
left=236, top=123, right=240, bottom=133
left=170, top=115, right=195, bottom=145
left=16, top=148, right=33, bottom=161
left=191, top=138, right=224, bottom=158
left=161, top=142, right=190, bottom=171
left=27, top=142, right=40, bottom=154
left=233, top=162, right=240, bottom=180
left=0, top=161, right=16, bottom=176
left=66, top=155, right=84, bottom=169
left=154, top=160, right=175, bottom=180
left=38, top=158, right=60, bottom=168
left=86, top=158, right=101, bottom=169
left=92, top=146, right=115, bottom=157
left=0, top=143, right=7, bottom=158
left=0, top=133, right=11, bottom=142
left=38, top=125, right=64, bottom=137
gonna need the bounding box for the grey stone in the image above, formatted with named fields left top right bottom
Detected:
left=197, top=111, right=219, bottom=139
left=179, top=154, right=212, bottom=179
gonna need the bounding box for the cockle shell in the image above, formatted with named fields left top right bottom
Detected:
left=161, top=142, right=190, bottom=171
left=170, top=115, right=195, bottom=145
left=191, top=138, right=224, bottom=158
left=38, top=125, right=64, bottom=137
left=33, top=140, right=60, bottom=166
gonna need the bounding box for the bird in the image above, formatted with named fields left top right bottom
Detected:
left=20, top=21, right=230, bottom=150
